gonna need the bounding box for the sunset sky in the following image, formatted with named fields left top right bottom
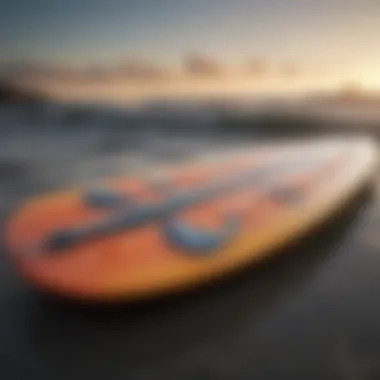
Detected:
left=2, top=0, right=380, bottom=104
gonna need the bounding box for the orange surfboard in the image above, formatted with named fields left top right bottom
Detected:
left=4, top=138, right=378, bottom=301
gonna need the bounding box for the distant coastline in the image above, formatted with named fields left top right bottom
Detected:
left=0, top=82, right=49, bottom=105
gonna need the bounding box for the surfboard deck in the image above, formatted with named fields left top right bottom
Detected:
left=4, top=137, right=378, bottom=302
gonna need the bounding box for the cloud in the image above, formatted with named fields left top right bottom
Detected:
left=0, top=56, right=319, bottom=105
left=182, top=54, right=224, bottom=77
left=0, top=59, right=168, bottom=83
left=1, top=56, right=309, bottom=86
left=116, top=60, right=168, bottom=81
left=0, top=61, right=84, bottom=82
left=77, top=60, right=169, bottom=82
left=247, top=59, right=270, bottom=77
left=278, top=61, right=301, bottom=78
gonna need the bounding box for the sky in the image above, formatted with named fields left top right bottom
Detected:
left=2, top=0, right=380, bottom=103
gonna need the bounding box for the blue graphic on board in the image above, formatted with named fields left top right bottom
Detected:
left=163, top=215, right=240, bottom=254
left=83, top=189, right=130, bottom=209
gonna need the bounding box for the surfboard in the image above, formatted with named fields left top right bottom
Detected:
left=4, top=137, right=378, bottom=301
